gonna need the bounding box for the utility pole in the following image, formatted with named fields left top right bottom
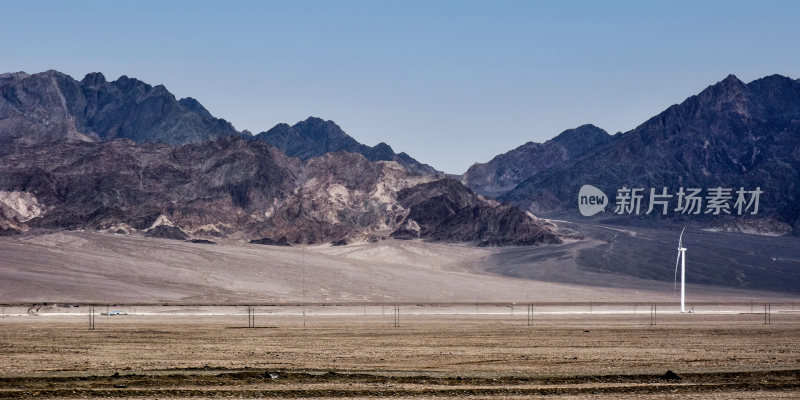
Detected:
left=89, top=306, right=95, bottom=330
left=247, top=305, right=255, bottom=328
left=764, top=304, right=771, bottom=325
left=650, top=304, right=657, bottom=326
left=527, top=304, right=533, bottom=326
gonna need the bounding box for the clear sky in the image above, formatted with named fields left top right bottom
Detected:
left=2, top=1, right=799, bottom=173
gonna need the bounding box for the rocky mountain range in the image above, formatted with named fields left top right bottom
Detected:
left=0, top=134, right=560, bottom=245
left=461, top=124, right=611, bottom=197
left=456, top=74, right=800, bottom=235
left=3, top=70, right=514, bottom=244
left=253, top=117, right=439, bottom=175
left=3, top=69, right=799, bottom=242
left=0, top=70, right=557, bottom=245
left=0, top=70, right=438, bottom=176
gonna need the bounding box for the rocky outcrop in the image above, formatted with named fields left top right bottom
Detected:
left=145, top=225, right=189, bottom=240
left=250, top=151, right=433, bottom=244
left=393, top=179, right=562, bottom=246
left=249, top=237, right=291, bottom=246
left=0, top=190, right=45, bottom=234
left=0, top=208, right=25, bottom=235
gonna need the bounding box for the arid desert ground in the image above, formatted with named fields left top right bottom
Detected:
left=0, top=230, right=795, bottom=304
left=0, top=313, right=799, bottom=399
left=1, top=230, right=799, bottom=398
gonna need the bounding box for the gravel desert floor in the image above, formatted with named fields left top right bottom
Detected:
left=1, top=312, right=799, bottom=399
left=1, top=231, right=799, bottom=398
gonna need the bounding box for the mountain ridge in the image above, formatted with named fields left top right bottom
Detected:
left=0, top=70, right=242, bottom=149
left=0, top=70, right=439, bottom=176
left=461, top=124, right=611, bottom=197
left=254, top=117, right=440, bottom=175
left=0, top=136, right=560, bottom=246
left=497, top=74, right=800, bottom=234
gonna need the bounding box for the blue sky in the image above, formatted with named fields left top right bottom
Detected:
left=3, top=1, right=799, bottom=173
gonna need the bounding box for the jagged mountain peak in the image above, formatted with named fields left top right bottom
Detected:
left=37, top=69, right=69, bottom=78
left=178, top=97, right=212, bottom=118
left=569, top=123, right=603, bottom=131
left=80, top=71, right=107, bottom=86
left=114, top=74, right=146, bottom=85
left=110, top=74, right=151, bottom=92
left=721, top=73, right=743, bottom=84
left=751, top=73, right=796, bottom=86
left=254, top=117, right=440, bottom=175
left=370, top=142, right=395, bottom=158
left=374, top=141, right=393, bottom=150
left=294, top=116, right=345, bottom=133
left=548, top=124, right=610, bottom=157
left=0, top=70, right=241, bottom=148
left=700, top=73, right=747, bottom=99
left=298, top=115, right=339, bottom=126
left=0, top=71, right=31, bottom=80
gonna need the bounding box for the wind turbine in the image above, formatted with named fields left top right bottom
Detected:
left=674, top=227, right=688, bottom=313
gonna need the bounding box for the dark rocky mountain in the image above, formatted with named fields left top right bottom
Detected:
left=499, top=74, right=800, bottom=234
left=0, top=136, right=301, bottom=234
left=0, top=70, right=440, bottom=176
left=461, top=124, right=611, bottom=197
left=0, top=70, right=240, bottom=150
left=0, top=136, right=558, bottom=246
left=0, top=69, right=546, bottom=245
left=393, top=179, right=561, bottom=246
left=247, top=149, right=558, bottom=246
left=254, top=117, right=440, bottom=175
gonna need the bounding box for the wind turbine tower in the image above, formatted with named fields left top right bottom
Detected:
left=674, top=227, right=688, bottom=313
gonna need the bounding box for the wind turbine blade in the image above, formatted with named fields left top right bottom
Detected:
left=674, top=250, right=681, bottom=294
left=674, top=227, right=685, bottom=294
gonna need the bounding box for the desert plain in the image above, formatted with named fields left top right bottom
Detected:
left=1, top=229, right=799, bottom=398
left=0, top=312, right=799, bottom=399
